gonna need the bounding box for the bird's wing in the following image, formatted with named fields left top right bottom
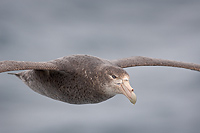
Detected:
left=112, top=56, right=200, bottom=72
left=0, top=61, right=60, bottom=73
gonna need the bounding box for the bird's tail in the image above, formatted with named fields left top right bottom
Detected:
left=7, top=72, right=20, bottom=77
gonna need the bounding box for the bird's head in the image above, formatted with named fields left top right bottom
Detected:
left=100, top=65, right=137, bottom=104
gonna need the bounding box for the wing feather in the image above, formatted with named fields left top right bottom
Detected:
left=0, top=61, right=59, bottom=73
left=112, top=56, right=200, bottom=72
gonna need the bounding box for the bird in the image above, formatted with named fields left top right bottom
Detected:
left=1, top=55, right=200, bottom=105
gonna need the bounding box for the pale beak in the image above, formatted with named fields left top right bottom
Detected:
left=120, top=81, right=137, bottom=104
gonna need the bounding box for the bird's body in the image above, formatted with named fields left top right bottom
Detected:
left=1, top=54, right=200, bottom=105
left=16, top=55, right=119, bottom=104
left=17, top=69, right=113, bottom=104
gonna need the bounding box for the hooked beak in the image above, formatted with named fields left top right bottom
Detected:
left=120, top=81, right=137, bottom=104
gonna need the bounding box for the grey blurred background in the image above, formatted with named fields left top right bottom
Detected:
left=0, top=0, right=200, bottom=133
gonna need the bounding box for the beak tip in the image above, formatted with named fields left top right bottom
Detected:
left=130, top=100, right=136, bottom=105
left=130, top=92, right=137, bottom=105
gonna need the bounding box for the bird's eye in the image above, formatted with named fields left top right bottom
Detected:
left=111, top=75, right=117, bottom=79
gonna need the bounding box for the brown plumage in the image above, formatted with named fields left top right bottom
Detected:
left=1, top=55, right=200, bottom=104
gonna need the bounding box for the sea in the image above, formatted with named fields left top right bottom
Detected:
left=0, top=1, right=200, bottom=133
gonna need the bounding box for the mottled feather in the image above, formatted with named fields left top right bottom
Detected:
left=0, top=55, right=199, bottom=104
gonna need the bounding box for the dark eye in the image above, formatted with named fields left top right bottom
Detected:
left=112, top=75, right=117, bottom=79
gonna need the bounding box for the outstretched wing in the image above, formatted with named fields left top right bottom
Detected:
left=112, top=56, right=200, bottom=72
left=0, top=61, right=60, bottom=73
